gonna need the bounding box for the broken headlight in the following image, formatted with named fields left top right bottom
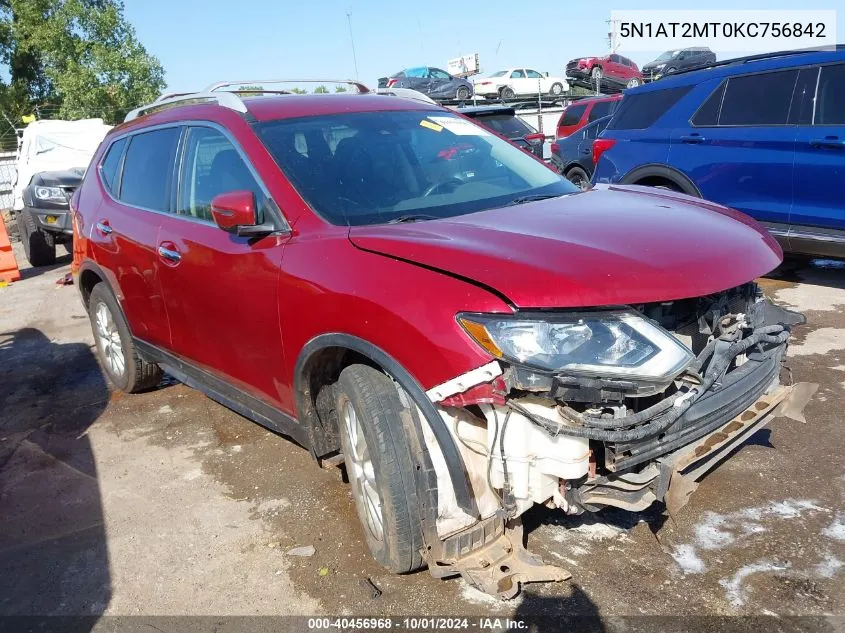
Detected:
left=458, top=311, right=694, bottom=382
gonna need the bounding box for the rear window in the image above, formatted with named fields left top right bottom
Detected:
left=99, top=137, right=127, bottom=193
left=119, top=127, right=181, bottom=212
left=607, top=86, right=691, bottom=130
left=588, top=100, right=615, bottom=122
left=691, top=82, right=726, bottom=127
left=719, top=70, right=798, bottom=126
left=559, top=103, right=587, bottom=127
left=474, top=114, right=534, bottom=138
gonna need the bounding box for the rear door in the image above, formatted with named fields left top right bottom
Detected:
left=90, top=127, right=181, bottom=348
left=792, top=63, right=845, bottom=234
left=155, top=124, right=289, bottom=408
left=667, top=69, right=798, bottom=225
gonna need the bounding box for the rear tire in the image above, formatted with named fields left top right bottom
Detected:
left=456, top=85, right=471, bottom=101
left=88, top=283, right=162, bottom=393
left=549, top=82, right=564, bottom=96
left=17, top=209, right=56, bottom=267
left=500, top=86, right=515, bottom=100
left=566, top=166, right=591, bottom=190
left=336, top=364, right=424, bottom=574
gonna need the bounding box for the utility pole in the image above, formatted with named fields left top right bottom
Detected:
left=346, top=11, right=360, bottom=82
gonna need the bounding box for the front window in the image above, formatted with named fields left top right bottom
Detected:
left=254, top=110, right=575, bottom=226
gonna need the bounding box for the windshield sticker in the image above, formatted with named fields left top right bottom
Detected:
left=419, top=119, right=443, bottom=132
left=427, top=116, right=491, bottom=136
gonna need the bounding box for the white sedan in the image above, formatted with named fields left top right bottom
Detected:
left=472, top=68, right=570, bottom=99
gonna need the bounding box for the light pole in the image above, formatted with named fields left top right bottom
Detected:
left=346, top=11, right=360, bottom=82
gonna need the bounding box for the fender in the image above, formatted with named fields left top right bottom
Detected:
left=77, top=259, right=122, bottom=308
left=294, top=332, right=478, bottom=517
left=620, top=163, right=702, bottom=197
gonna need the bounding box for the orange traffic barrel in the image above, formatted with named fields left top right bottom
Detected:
left=0, top=215, right=21, bottom=282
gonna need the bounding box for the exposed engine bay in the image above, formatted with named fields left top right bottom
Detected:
left=423, top=283, right=805, bottom=539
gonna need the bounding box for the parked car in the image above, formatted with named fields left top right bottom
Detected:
left=13, top=118, right=111, bottom=266
left=593, top=48, right=845, bottom=259
left=457, top=105, right=546, bottom=160
left=72, top=82, right=801, bottom=599
left=550, top=115, right=612, bottom=188
left=566, top=54, right=643, bottom=89
left=642, top=47, right=716, bottom=81
left=472, top=68, right=569, bottom=99
left=556, top=94, right=622, bottom=138
left=378, top=67, right=473, bottom=101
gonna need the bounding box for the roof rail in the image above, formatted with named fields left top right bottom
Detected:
left=124, top=91, right=248, bottom=122
left=124, top=79, right=372, bottom=123
left=204, top=79, right=370, bottom=94
left=669, top=44, right=844, bottom=78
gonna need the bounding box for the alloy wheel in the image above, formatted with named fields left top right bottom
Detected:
left=95, top=302, right=125, bottom=377
left=343, top=400, right=384, bottom=541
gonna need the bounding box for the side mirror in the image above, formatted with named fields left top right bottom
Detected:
left=211, top=190, right=275, bottom=237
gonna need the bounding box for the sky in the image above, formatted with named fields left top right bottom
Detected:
left=123, top=0, right=843, bottom=93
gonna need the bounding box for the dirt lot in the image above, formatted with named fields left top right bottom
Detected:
left=1, top=241, right=843, bottom=624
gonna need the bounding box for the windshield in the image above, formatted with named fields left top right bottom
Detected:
left=253, top=110, right=575, bottom=226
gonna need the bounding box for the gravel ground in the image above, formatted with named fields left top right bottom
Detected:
left=0, top=240, right=842, bottom=627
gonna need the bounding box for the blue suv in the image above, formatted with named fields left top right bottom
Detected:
left=593, top=48, right=845, bottom=258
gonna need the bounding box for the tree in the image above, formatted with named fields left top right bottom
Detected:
left=313, top=85, right=328, bottom=94
left=290, top=87, right=307, bottom=94
left=0, top=0, right=165, bottom=124
left=334, top=85, right=347, bottom=93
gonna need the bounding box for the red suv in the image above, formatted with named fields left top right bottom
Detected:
left=71, top=83, right=802, bottom=599
left=566, top=53, right=644, bottom=90
left=556, top=94, right=622, bottom=138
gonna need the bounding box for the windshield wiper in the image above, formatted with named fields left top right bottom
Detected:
left=387, top=214, right=440, bottom=224
left=505, top=193, right=566, bottom=206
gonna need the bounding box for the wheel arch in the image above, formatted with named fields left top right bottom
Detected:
left=620, top=163, right=702, bottom=197
left=294, top=332, right=478, bottom=517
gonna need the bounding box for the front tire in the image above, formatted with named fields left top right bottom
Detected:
left=17, top=209, right=56, bottom=267
left=88, top=283, right=162, bottom=393
left=336, top=364, right=424, bottom=573
left=591, top=66, right=603, bottom=81
left=627, top=77, right=641, bottom=88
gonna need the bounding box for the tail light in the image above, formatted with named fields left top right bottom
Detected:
left=550, top=142, right=559, bottom=154
left=524, top=133, right=545, bottom=146
left=387, top=78, right=398, bottom=88
left=592, top=138, right=616, bottom=165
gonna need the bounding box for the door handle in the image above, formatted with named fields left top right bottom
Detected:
left=810, top=137, right=845, bottom=149
left=95, top=221, right=113, bottom=235
left=680, top=134, right=705, bottom=144
left=157, top=245, right=181, bottom=263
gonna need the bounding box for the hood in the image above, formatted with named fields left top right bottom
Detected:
left=31, top=167, right=85, bottom=187
left=348, top=185, right=782, bottom=309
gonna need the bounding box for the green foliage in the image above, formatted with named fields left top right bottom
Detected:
left=313, top=85, right=329, bottom=94
left=0, top=0, right=165, bottom=124
left=334, top=86, right=347, bottom=93
left=290, top=87, right=307, bottom=94
left=237, top=84, right=263, bottom=97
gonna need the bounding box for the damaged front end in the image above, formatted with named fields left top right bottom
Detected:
left=419, top=283, right=809, bottom=598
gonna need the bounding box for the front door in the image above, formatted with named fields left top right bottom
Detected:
left=156, top=124, right=289, bottom=409
left=792, top=63, right=845, bottom=234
